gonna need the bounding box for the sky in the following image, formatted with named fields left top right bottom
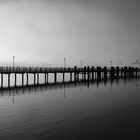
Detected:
left=0, top=0, right=140, bottom=67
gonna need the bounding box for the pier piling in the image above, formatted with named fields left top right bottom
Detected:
left=15, top=73, right=17, bottom=86
left=22, top=74, right=24, bottom=86
left=8, top=74, right=10, bottom=88
left=27, top=73, right=29, bottom=85
left=54, top=73, right=57, bottom=83
left=34, top=73, right=36, bottom=85
left=1, top=73, right=3, bottom=88
left=37, top=73, right=39, bottom=84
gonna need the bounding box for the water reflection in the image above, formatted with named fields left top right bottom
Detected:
left=0, top=76, right=139, bottom=97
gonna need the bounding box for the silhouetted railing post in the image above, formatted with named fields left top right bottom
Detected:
left=96, top=67, right=98, bottom=79
left=135, top=67, right=138, bottom=77
left=111, top=67, right=115, bottom=78
left=132, top=67, right=135, bottom=77
left=103, top=66, right=107, bottom=79
left=87, top=66, right=90, bottom=81
left=97, top=66, right=101, bottom=80
left=74, top=66, right=77, bottom=81
left=121, top=67, right=123, bottom=77
left=91, top=66, right=95, bottom=80
left=129, top=67, right=132, bottom=77
left=124, top=67, right=127, bottom=78
left=116, top=67, right=119, bottom=78
left=99, top=67, right=101, bottom=79
left=81, top=68, right=84, bottom=80
left=126, top=67, right=129, bottom=77
left=84, top=66, right=86, bottom=80
left=131, top=67, right=133, bottom=77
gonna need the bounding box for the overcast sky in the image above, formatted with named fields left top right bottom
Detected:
left=0, top=0, right=140, bottom=67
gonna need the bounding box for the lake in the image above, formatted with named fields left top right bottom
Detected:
left=0, top=76, right=140, bottom=140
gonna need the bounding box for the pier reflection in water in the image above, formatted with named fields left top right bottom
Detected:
left=0, top=77, right=139, bottom=98
left=0, top=77, right=140, bottom=140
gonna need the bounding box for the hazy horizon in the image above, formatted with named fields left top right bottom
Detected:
left=0, top=0, right=140, bottom=67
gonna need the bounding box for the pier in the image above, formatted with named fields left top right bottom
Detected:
left=0, top=66, right=140, bottom=88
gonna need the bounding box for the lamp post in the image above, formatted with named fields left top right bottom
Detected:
left=110, top=60, right=112, bottom=67
left=81, top=60, right=83, bottom=68
left=64, top=58, right=66, bottom=68
left=13, top=56, right=15, bottom=68
left=136, top=59, right=139, bottom=68
left=119, top=61, right=122, bottom=67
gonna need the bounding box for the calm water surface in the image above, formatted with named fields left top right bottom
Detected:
left=0, top=77, right=140, bottom=140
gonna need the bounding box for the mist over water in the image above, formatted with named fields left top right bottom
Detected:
left=0, top=76, right=140, bottom=140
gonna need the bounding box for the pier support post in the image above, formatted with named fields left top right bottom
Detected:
left=22, top=73, right=24, bottom=86
left=37, top=73, right=39, bottom=84
left=44, top=73, right=48, bottom=83
left=63, top=73, right=65, bottom=82
left=74, top=66, right=77, bottom=81
left=34, top=73, right=36, bottom=85
left=45, top=73, right=47, bottom=84
left=110, top=67, right=115, bottom=78
left=128, top=67, right=131, bottom=77
left=82, top=70, right=84, bottom=81
left=103, top=66, right=107, bottom=79
left=124, top=67, right=127, bottom=78
left=135, top=68, right=138, bottom=77
left=8, top=74, right=10, bottom=88
left=91, top=66, right=94, bottom=80
left=1, top=73, right=3, bottom=88
left=54, top=72, right=57, bottom=83
left=121, top=67, right=123, bottom=77
left=87, top=66, right=90, bottom=81
left=15, top=73, right=17, bottom=86
left=70, top=72, right=72, bottom=81
left=47, top=73, right=48, bottom=83
left=116, top=67, right=119, bottom=78
left=97, top=67, right=101, bottom=80
left=77, top=73, right=79, bottom=81
left=84, top=66, right=86, bottom=80
left=132, top=67, right=134, bottom=77
left=74, top=73, right=76, bottom=81
left=27, top=73, right=29, bottom=85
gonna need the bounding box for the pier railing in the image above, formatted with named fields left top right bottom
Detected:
left=0, top=66, right=139, bottom=73
left=0, top=66, right=76, bottom=73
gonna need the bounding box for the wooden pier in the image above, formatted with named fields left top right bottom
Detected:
left=0, top=66, right=140, bottom=88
